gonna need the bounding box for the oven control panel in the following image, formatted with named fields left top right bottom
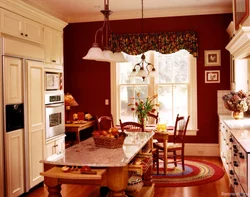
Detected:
left=45, top=93, right=64, bottom=105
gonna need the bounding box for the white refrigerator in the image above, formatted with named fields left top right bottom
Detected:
left=1, top=37, right=45, bottom=197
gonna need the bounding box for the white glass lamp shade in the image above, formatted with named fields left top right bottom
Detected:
left=113, top=52, right=127, bottom=62
left=129, top=69, right=137, bottom=77
left=103, top=49, right=114, bottom=62
left=136, top=68, right=148, bottom=78
left=82, top=43, right=106, bottom=61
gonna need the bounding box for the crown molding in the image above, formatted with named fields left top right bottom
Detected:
left=226, top=26, right=250, bottom=59
left=68, top=5, right=232, bottom=23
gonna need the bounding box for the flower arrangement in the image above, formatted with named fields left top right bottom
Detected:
left=128, top=92, right=160, bottom=123
left=222, top=90, right=249, bottom=112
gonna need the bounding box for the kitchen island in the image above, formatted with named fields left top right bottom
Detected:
left=40, top=131, right=155, bottom=197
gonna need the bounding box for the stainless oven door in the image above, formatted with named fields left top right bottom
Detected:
left=45, top=102, right=65, bottom=140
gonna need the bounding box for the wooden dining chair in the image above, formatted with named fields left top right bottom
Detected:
left=147, top=112, right=159, bottom=124
left=96, top=114, right=114, bottom=130
left=154, top=114, right=190, bottom=173
left=119, top=119, right=144, bottom=132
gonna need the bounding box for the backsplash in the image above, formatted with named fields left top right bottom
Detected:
left=217, top=90, right=231, bottom=115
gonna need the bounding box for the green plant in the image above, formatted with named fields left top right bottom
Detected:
left=128, top=92, right=159, bottom=123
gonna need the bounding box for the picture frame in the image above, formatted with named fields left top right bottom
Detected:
left=204, top=50, right=221, bottom=66
left=234, top=0, right=249, bottom=30
left=205, top=70, right=220, bottom=83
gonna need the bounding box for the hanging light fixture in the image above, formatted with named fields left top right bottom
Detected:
left=129, top=0, right=156, bottom=80
left=82, top=0, right=127, bottom=62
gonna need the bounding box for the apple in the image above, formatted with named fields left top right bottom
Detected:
left=80, top=166, right=91, bottom=174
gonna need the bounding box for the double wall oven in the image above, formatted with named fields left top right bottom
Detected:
left=45, top=92, right=65, bottom=140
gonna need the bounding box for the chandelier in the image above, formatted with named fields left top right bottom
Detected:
left=129, top=0, right=156, bottom=80
left=82, top=0, right=126, bottom=62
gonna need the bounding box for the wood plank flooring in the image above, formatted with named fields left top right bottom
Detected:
left=21, top=156, right=232, bottom=197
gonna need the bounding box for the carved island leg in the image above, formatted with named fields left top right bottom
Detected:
left=44, top=177, right=62, bottom=197
left=107, top=166, right=128, bottom=197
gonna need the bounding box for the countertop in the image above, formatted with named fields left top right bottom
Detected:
left=40, top=131, right=154, bottom=167
left=219, top=114, right=250, bottom=153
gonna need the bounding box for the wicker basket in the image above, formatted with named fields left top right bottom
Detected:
left=93, top=135, right=126, bottom=149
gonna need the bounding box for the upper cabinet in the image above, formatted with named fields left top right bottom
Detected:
left=0, top=9, right=44, bottom=44
left=44, top=26, right=63, bottom=69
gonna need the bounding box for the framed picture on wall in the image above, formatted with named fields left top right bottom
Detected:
left=205, top=70, right=220, bottom=83
left=234, top=0, right=249, bottom=30
left=204, top=50, right=221, bottom=66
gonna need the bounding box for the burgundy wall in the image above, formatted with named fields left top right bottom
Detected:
left=63, top=13, right=232, bottom=143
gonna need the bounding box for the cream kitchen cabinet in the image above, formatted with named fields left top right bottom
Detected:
left=0, top=9, right=43, bottom=44
left=44, top=26, right=63, bottom=68
left=3, top=57, right=23, bottom=104
left=219, top=115, right=250, bottom=196
left=218, top=118, right=232, bottom=178
left=45, top=134, right=65, bottom=158
left=5, top=129, right=24, bottom=197
left=26, top=60, right=45, bottom=189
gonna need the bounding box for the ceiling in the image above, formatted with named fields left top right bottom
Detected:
left=21, top=0, right=232, bottom=23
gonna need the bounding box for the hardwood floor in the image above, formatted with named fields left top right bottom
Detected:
left=22, top=156, right=231, bottom=197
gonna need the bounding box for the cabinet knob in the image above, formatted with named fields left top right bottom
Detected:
left=52, top=60, right=56, bottom=63
left=25, top=34, right=28, bottom=37
left=21, top=33, right=23, bottom=36
left=233, top=161, right=239, bottom=167
left=239, top=152, right=245, bottom=159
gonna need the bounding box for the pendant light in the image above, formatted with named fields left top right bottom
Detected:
left=129, top=0, right=156, bottom=80
left=82, top=0, right=127, bottom=62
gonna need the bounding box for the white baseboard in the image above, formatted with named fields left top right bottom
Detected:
left=185, top=143, right=219, bottom=156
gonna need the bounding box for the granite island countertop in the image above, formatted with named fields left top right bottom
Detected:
left=40, top=131, right=155, bottom=167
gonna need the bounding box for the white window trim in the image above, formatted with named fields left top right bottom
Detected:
left=111, top=53, right=198, bottom=133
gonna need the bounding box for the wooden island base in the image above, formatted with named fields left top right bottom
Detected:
left=41, top=165, right=154, bottom=197
left=41, top=165, right=130, bottom=197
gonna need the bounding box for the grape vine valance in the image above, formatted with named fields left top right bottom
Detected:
left=109, top=30, right=198, bottom=57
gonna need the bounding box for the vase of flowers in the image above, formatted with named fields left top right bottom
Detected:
left=128, top=92, right=160, bottom=126
left=222, top=90, right=249, bottom=119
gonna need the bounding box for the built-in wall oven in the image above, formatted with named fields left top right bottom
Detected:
left=45, top=92, right=65, bottom=140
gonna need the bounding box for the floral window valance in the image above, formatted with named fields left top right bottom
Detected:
left=109, top=30, right=198, bottom=57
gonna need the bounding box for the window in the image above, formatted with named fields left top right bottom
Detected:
left=110, top=50, right=197, bottom=131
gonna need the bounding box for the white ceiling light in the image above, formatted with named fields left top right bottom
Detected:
left=82, top=0, right=126, bottom=62
left=129, top=0, right=156, bottom=80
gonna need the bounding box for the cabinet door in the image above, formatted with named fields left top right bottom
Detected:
left=0, top=9, right=43, bottom=44
left=44, top=26, right=63, bottom=68
left=26, top=60, right=45, bottom=189
left=56, top=136, right=65, bottom=154
left=44, top=26, right=54, bottom=65
left=0, top=9, right=23, bottom=39
left=24, top=18, right=44, bottom=43
left=4, top=57, right=23, bottom=104
left=53, top=29, right=63, bottom=66
left=5, top=129, right=24, bottom=197
left=45, top=140, right=56, bottom=158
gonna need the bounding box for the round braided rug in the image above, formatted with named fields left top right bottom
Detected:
left=152, top=159, right=225, bottom=187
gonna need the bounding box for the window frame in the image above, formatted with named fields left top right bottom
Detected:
left=110, top=51, right=198, bottom=133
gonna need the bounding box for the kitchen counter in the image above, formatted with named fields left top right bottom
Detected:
left=219, top=114, right=250, bottom=153
left=219, top=115, right=250, bottom=130
left=41, top=131, right=154, bottom=167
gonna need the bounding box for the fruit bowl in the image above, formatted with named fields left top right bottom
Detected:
left=92, top=128, right=127, bottom=149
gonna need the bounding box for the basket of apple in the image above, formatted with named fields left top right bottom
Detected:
left=92, top=127, right=127, bottom=149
